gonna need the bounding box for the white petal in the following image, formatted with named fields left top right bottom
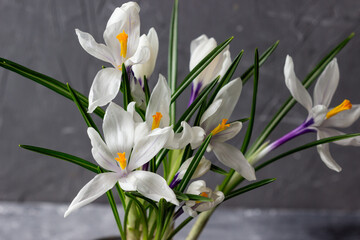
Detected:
left=322, top=104, right=360, bottom=128
left=127, top=102, right=143, bottom=123
left=64, top=172, right=119, bottom=217
left=128, top=126, right=172, bottom=170
left=212, top=142, right=256, bottom=181
left=190, top=35, right=217, bottom=70
left=178, top=157, right=211, bottom=180
left=200, top=78, right=242, bottom=133
left=87, top=128, right=119, bottom=172
left=186, top=180, right=206, bottom=195
left=218, top=50, right=232, bottom=78
left=316, top=131, right=342, bottom=172
left=317, top=127, right=360, bottom=146
left=213, top=121, right=242, bottom=142
left=132, top=28, right=159, bottom=80
left=313, top=58, right=339, bottom=107
left=103, top=102, right=134, bottom=158
left=145, top=74, right=171, bottom=128
left=126, top=34, right=151, bottom=66
left=130, top=76, right=146, bottom=109
left=75, top=29, right=115, bottom=65
left=88, top=68, right=121, bottom=113
left=103, top=3, right=140, bottom=65
left=310, top=105, right=328, bottom=127
left=284, top=55, right=313, bottom=112
left=199, top=99, right=222, bottom=126
left=183, top=205, right=198, bottom=217
left=126, top=171, right=179, bottom=205
left=165, top=122, right=205, bottom=149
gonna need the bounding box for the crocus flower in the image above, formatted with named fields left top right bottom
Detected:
left=64, top=102, right=178, bottom=217
left=75, top=2, right=152, bottom=113
left=182, top=180, right=224, bottom=217
left=169, top=156, right=211, bottom=189
left=132, top=74, right=206, bottom=150
left=199, top=78, right=256, bottom=181
left=189, top=34, right=231, bottom=105
left=254, top=56, right=360, bottom=172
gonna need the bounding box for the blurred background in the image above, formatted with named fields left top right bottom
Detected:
left=1, top=0, right=360, bottom=216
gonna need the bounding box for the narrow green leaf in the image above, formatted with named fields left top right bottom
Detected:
left=210, top=164, right=228, bottom=175
left=186, top=194, right=213, bottom=202
left=123, top=200, right=133, bottom=237
left=125, top=193, right=149, bottom=239
left=144, top=76, right=150, bottom=105
left=178, top=134, right=212, bottom=192
left=127, top=192, right=159, bottom=212
left=167, top=217, right=193, bottom=240
left=0, top=57, right=105, bottom=118
left=255, top=132, right=360, bottom=171
left=67, top=83, right=100, bottom=133
left=206, top=50, right=244, bottom=108
left=247, top=33, right=354, bottom=157
left=174, top=190, right=190, bottom=201
left=171, top=36, right=233, bottom=103
left=224, top=178, right=276, bottom=201
left=241, top=40, right=279, bottom=85
left=19, top=145, right=98, bottom=173
left=241, top=49, right=259, bottom=153
left=121, top=64, right=132, bottom=110
left=168, top=0, right=179, bottom=125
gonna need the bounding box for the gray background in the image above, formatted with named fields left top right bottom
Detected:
left=0, top=0, right=360, bottom=210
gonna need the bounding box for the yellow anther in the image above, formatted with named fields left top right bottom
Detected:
left=211, top=119, right=230, bottom=135
left=151, top=112, right=163, bottom=130
left=116, top=30, right=128, bottom=58
left=326, top=99, right=352, bottom=119
left=196, top=192, right=209, bottom=204
left=115, top=152, right=127, bottom=170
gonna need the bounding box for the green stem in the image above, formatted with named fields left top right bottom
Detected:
left=185, top=209, right=215, bottom=240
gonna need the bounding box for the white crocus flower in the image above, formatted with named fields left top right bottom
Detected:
left=130, top=28, right=159, bottom=109
left=189, top=34, right=231, bottom=104
left=182, top=180, right=224, bottom=217
left=199, top=78, right=256, bottom=181
left=75, top=2, right=152, bottom=113
left=64, top=102, right=178, bottom=217
left=132, top=74, right=206, bottom=150
left=169, top=157, right=211, bottom=189
left=280, top=55, right=360, bottom=171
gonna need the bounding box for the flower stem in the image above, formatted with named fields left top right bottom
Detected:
left=185, top=208, right=215, bottom=240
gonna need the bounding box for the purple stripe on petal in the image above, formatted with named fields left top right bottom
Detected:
left=188, top=83, right=202, bottom=106
left=169, top=172, right=182, bottom=189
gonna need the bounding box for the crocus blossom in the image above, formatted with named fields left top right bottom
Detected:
left=75, top=2, right=153, bottom=113
left=199, top=78, right=256, bottom=181
left=132, top=74, right=206, bottom=150
left=182, top=180, right=224, bottom=217
left=254, top=56, right=360, bottom=172
left=169, top=156, right=211, bottom=189
left=64, top=102, right=178, bottom=217
left=189, top=34, right=231, bottom=105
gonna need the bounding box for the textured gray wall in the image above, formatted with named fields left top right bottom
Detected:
left=1, top=0, right=360, bottom=210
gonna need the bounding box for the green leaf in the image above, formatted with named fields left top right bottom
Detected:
left=186, top=194, right=213, bottom=202
left=144, top=76, right=151, bottom=105
left=168, top=0, right=179, bottom=125
left=167, top=217, right=193, bottom=240
left=67, top=83, right=100, bottom=133
left=121, top=64, right=132, bottom=110
left=246, top=33, right=354, bottom=157
left=0, top=57, right=105, bottom=118
left=174, top=190, right=190, bottom=201
left=241, top=49, right=259, bottom=153
left=171, top=36, right=233, bottom=103
left=206, top=50, right=244, bottom=108
left=178, top=134, right=212, bottom=192
left=224, top=178, right=276, bottom=201
left=255, top=132, right=360, bottom=171
left=241, top=40, right=279, bottom=85
left=19, top=145, right=98, bottom=173
left=210, top=164, right=228, bottom=175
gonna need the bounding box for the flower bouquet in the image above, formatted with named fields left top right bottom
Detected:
left=1, top=1, right=359, bottom=240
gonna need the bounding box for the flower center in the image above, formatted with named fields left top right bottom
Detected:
left=115, top=152, right=127, bottom=170
left=151, top=112, right=163, bottom=130
left=211, top=119, right=230, bottom=135
left=326, top=99, right=352, bottom=119
left=116, top=30, right=128, bottom=58
left=196, top=192, right=209, bottom=203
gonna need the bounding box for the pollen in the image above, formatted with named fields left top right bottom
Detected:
left=116, top=30, right=128, bottom=58
left=196, top=192, right=209, bottom=203
left=326, top=99, right=352, bottom=119
left=115, top=152, right=127, bottom=170
left=151, top=112, right=163, bottom=130
left=211, top=119, right=230, bottom=135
